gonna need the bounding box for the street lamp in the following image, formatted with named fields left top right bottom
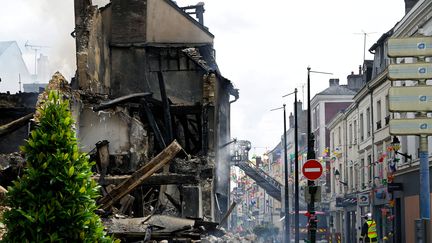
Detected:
left=270, top=104, right=290, bottom=243
left=282, top=88, right=300, bottom=243
left=333, top=169, right=348, bottom=186
left=306, top=67, right=333, bottom=243
left=391, top=136, right=412, bottom=161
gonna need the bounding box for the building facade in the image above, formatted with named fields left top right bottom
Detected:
left=0, top=41, right=31, bottom=93
left=327, top=1, right=432, bottom=241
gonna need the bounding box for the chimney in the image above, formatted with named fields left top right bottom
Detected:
left=289, top=112, right=294, bottom=128
left=329, top=78, right=339, bottom=87
left=405, top=0, right=419, bottom=14
left=359, top=65, right=362, bottom=75
left=296, top=100, right=303, bottom=115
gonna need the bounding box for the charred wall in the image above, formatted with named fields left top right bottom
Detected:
left=74, top=1, right=111, bottom=94
left=0, top=93, right=38, bottom=153
left=73, top=0, right=237, bottom=222
left=111, top=0, right=146, bottom=44
left=111, top=46, right=206, bottom=101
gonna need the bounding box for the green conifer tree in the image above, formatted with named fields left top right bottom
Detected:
left=1, top=91, right=113, bottom=242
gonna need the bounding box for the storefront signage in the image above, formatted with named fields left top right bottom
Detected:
left=357, top=193, right=370, bottom=206
left=336, top=196, right=357, bottom=207
left=387, top=182, right=404, bottom=192
left=374, top=187, right=388, bottom=205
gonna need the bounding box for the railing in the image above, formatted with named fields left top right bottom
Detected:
left=237, top=160, right=282, bottom=201
left=376, top=120, right=382, bottom=130
left=240, top=160, right=282, bottom=190
left=385, top=115, right=390, bottom=125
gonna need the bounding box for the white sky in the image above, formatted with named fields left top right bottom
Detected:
left=0, top=0, right=406, bottom=154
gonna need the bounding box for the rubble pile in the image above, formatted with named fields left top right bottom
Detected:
left=0, top=152, right=25, bottom=187
left=202, top=231, right=256, bottom=243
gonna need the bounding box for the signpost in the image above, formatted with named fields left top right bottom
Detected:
left=388, top=37, right=432, bottom=57
left=388, top=63, right=432, bottom=80
left=302, top=159, right=323, bottom=242
left=388, top=36, right=432, bottom=242
left=389, top=118, right=432, bottom=135
left=389, top=86, right=432, bottom=111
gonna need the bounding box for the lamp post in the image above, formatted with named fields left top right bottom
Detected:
left=306, top=67, right=333, bottom=243
left=270, top=104, right=290, bottom=243
left=391, top=136, right=412, bottom=162
left=283, top=89, right=299, bottom=243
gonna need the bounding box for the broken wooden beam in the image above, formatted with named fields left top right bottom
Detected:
left=141, top=98, right=166, bottom=149
left=164, top=192, right=182, bottom=213
left=0, top=113, right=33, bottom=138
left=93, top=173, right=199, bottom=186
left=98, top=140, right=182, bottom=210
left=219, top=201, right=237, bottom=228
left=92, top=92, right=152, bottom=111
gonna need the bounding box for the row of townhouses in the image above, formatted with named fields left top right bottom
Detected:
left=232, top=0, right=432, bottom=242
left=327, top=1, right=432, bottom=242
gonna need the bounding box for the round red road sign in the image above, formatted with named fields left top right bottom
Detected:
left=302, top=159, right=323, bottom=180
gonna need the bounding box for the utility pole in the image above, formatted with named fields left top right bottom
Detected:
left=283, top=104, right=290, bottom=243
left=283, top=89, right=300, bottom=242
left=306, top=67, right=332, bottom=243
left=294, top=89, right=300, bottom=243
left=271, top=104, right=290, bottom=243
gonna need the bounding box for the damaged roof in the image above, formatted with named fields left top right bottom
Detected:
left=183, top=46, right=239, bottom=99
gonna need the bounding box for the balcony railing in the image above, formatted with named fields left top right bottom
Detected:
left=385, top=115, right=390, bottom=125
left=376, top=120, right=382, bottom=130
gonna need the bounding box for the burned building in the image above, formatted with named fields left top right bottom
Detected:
left=72, top=0, right=238, bottom=230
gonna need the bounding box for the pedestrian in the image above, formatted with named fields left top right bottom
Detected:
left=360, top=212, right=378, bottom=243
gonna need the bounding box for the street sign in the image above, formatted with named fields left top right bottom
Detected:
left=388, top=37, right=432, bottom=57
left=304, top=186, right=321, bottom=203
left=389, top=86, right=432, bottom=112
left=390, top=118, right=432, bottom=135
left=388, top=63, right=432, bottom=80
left=302, top=159, right=323, bottom=180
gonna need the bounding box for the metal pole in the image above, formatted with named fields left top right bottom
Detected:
left=418, top=77, right=430, bottom=220
left=307, top=67, right=317, bottom=243
left=294, top=89, right=300, bottom=243
left=283, top=104, right=290, bottom=243
left=420, top=136, right=431, bottom=219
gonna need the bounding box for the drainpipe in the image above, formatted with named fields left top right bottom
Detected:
left=344, top=113, right=349, bottom=242
left=367, top=83, right=376, bottom=223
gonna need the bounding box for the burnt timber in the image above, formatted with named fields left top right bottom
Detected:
left=72, top=0, right=239, bottom=239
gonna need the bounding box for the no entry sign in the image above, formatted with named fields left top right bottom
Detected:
left=302, top=159, right=323, bottom=180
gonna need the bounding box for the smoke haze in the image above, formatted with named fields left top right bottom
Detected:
left=0, top=0, right=76, bottom=93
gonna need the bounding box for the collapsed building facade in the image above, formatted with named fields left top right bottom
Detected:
left=72, top=0, right=238, bottom=231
